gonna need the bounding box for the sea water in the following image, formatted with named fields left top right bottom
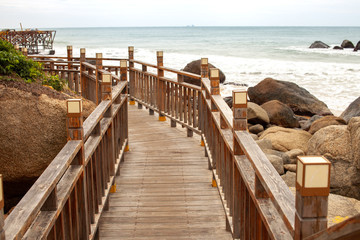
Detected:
left=51, top=27, right=360, bottom=114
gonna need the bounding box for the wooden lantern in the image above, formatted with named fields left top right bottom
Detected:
left=296, top=156, right=331, bottom=196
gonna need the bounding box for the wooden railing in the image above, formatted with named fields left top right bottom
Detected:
left=129, top=49, right=202, bottom=136
left=1, top=45, right=360, bottom=239
left=126, top=47, right=360, bottom=240
left=2, top=59, right=128, bottom=239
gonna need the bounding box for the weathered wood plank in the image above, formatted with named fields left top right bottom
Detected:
left=98, top=105, right=231, bottom=239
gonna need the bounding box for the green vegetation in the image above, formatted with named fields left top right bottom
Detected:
left=0, top=39, right=65, bottom=91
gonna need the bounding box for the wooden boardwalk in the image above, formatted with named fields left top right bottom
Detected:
left=98, top=104, right=232, bottom=239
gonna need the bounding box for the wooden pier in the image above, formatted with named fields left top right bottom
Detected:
left=1, top=45, right=360, bottom=240
left=99, top=105, right=232, bottom=239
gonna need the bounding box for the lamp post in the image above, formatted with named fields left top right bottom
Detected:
left=232, top=90, right=248, bottom=131
left=200, top=58, right=209, bottom=78
left=102, top=73, right=112, bottom=101
left=295, top=156, right=331, bottom=239
left=66, top=99, right=83, bottom=141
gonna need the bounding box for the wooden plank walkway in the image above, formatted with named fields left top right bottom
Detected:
left=98, top=104, right=232, bottom=239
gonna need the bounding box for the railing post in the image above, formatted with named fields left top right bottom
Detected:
left=200, top=58, right=208, bottom=146
left=232, top=90, right=248, bottom=238
left=67, top=45, right=74, bottom=90
left=66, top=99, right=90, bottom=238
left=120, top=60, right=127, bottom=83
left=101, top=73, right=112, bottom=101
left=102, top=73, right=116, bottom=196
left=209, top=68, right=220, bottom=112
left=128, top=46, right=135, bottom=105
left=157, top=51, right=166, bottom=121
left=95, top=53, right=103, bottom=105
left=0, top=175, right=5, bottom=240
left=21, top=47, right=27, bottom=56
left=295, top=156, right=330, bottom=240
left=80, top=48, right=86, bottom=95
left=201, top=58, right=209, bottom=78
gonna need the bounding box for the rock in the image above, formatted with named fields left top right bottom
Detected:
left=260, top=126, right=312, bottom=153
left=284, top=164, right=297, bottom=173
left=266, top=154, right=284, bottom=175
left=341, top=40, right=355, bottom=49
left=250, top=133, right=259, bottom=141
left=348, top=117, right=360, bottom=169
left=299, top=115, right=322, bottom=131
left=307, top=122, right=360, bottom=199
left=309, top=41, right=330, bottom=49
left=256, top=139, right=273, bottom=151
left=340, top=96, right=360, bottom=123
left=248, top=78, right=332, bottom=116
left=263, top=149, right=290, bottom=165
left=0, top=85, right=95, bottom=210
left=281, top=171, right=296, bottom=187
left=285, top=149, right=305, bottom=164
left=261, top=100, right=299, bottom=128
left=182, top=59, right=226, bottom=86
left=223, top=96, right=233, bottom=108
left=247, top=102, right=270, bottom=125
left=308, top=116, right=346, bottom=134
left=333, top=46, right=344, bottom=50
left=354, top=41, right=360, bottom=51
left=249, top=124, right=264, bottom=134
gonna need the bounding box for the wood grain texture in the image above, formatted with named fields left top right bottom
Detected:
left=98, top=105, right=232, bottom=239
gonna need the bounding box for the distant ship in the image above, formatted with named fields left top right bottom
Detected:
left=0, top=28, right=56, bottom=55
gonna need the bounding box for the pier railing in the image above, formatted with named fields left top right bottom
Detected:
left=2, top=60, right=128, bottom=239
left=1, top=45, right=359, bottom=239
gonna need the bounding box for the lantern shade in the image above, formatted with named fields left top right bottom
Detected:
left=67, top=45, right=72, bottom=50
left=67, top=99, right=83, bottom=114
left=80, top=48, right=86, bottom=54
left=296, top=156, right=331, bottom=196
left=102, top=74, right=112, bottom=83
left=210, top=68, right=219, bottom=78
left=201, top=58, right=208, bottom=65
left=120, top=60, right=127, bottom=68
left=128, top=46, right=134, bottom=51
left=96, top=53, right=102, bottom=58
left=234, top=91, right=247, bottom=105
left=0, top=174, right=4, bottom=209
left=157, top=51, right=163, bottom=57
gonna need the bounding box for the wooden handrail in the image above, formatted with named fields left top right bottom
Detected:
left=4, top=140, right=83, bottom=239
left=305, top=214, right=360, bottom=240
left=3, top=60, right=129, bottom=238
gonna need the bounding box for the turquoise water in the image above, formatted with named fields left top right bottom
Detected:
left=51, top=27, right=360, bottom=113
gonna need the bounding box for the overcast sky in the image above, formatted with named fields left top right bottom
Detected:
left=1, top=0, right=359, bottom=28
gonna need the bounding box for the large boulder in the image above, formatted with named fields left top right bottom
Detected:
left=0, top=84, right=95, bottom=211
left=341, top=40, right=355, bottom=49
left=309, top=41, right=330, bottom=49
left=307, top=119, right=360, bottom=199
left=261, top=100, right=299, bottom=128
left=354, top=41, right=360, bottom=51
left=259, top=126, right=312, bottom=153
left=248, top=78, right=333, bottom=116
left=308, top=116, right=346, bottom=134
left=247, top=102, right=270, bottom=126
left=340, top=96, right=360, bottom=123
left=182, top=59, right=226, bottom=86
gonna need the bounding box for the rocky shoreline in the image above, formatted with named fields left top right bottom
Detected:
left=231, top=78, right=360, bottom=201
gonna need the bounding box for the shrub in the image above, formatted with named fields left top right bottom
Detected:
left=0, top=39, right=65, bottom=90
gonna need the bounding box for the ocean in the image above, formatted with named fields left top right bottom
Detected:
left=51, top=27, right=360, bottom=115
